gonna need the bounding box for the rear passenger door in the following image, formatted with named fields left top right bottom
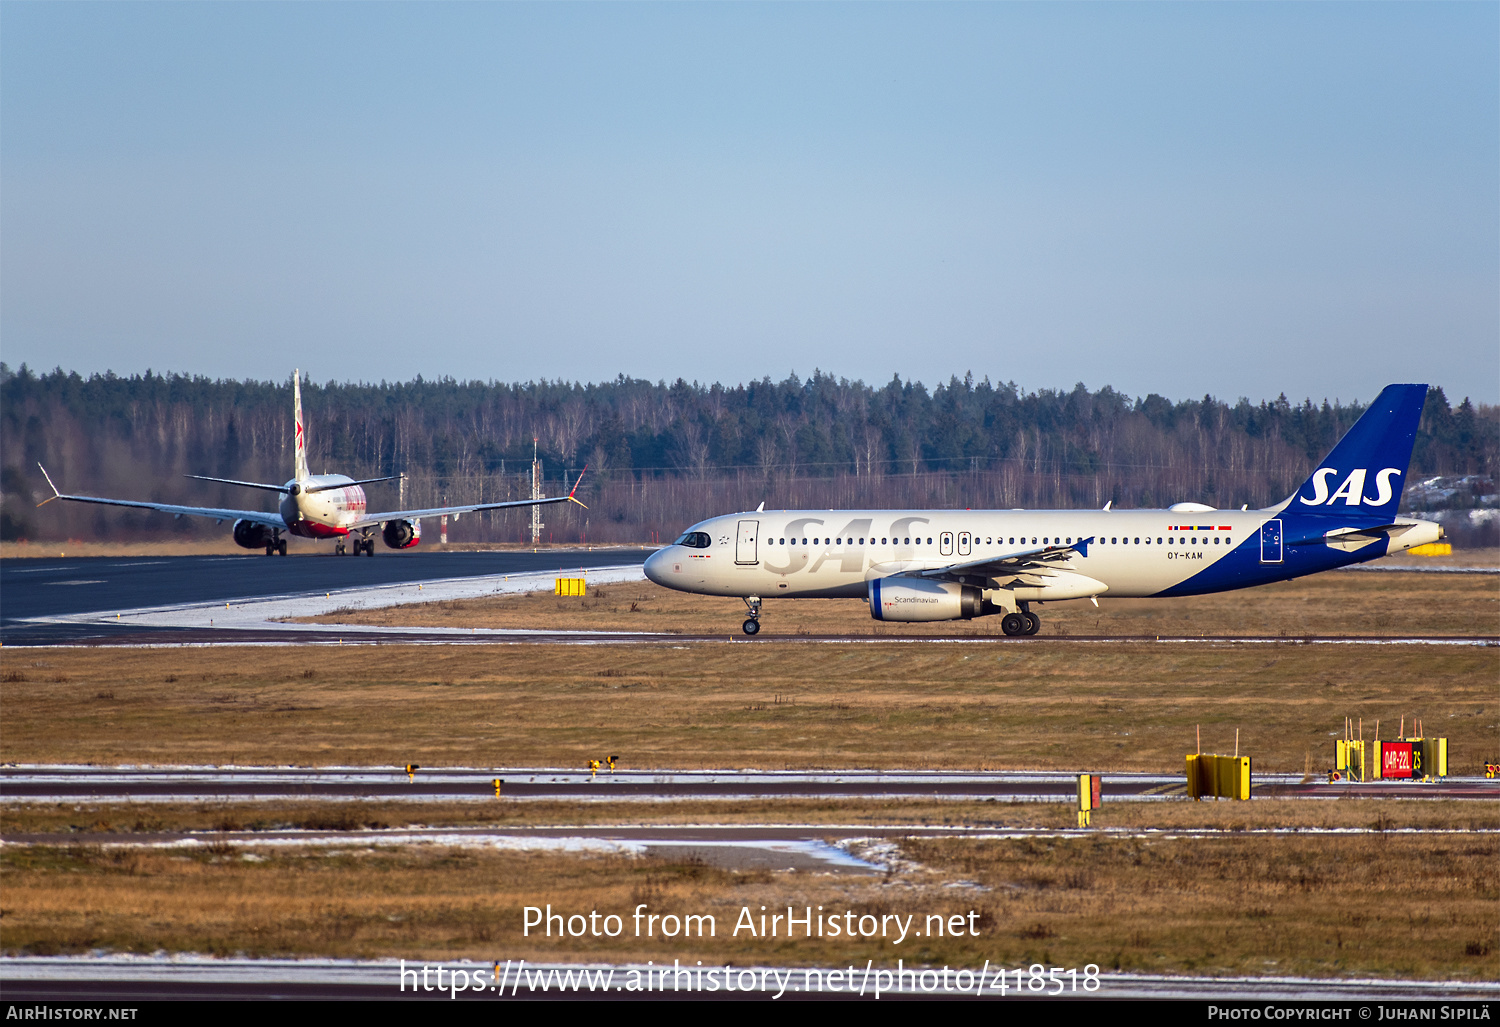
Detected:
left=1259, top=519, right=1283, bottom=564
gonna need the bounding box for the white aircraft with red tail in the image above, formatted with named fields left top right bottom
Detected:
left=38, top=370, right=583, bottom=555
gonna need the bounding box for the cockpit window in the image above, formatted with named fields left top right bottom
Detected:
left=674, top=531, right=712, bottom=549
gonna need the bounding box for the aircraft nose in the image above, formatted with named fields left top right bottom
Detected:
left=643, top=547, right=672, bottom=586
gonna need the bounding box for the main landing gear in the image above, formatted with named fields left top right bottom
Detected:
left=741, top=595, right=762, bottom=636
left=1001, top=604, right=1040, bottom=637
left=335, top=535, right=375, bottom=556
left=263, top=532, right=288, bottom=557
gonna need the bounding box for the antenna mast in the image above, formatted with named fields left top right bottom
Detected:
left=530, top=438, right=544, bottom=545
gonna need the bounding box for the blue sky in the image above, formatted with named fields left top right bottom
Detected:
left=3, top=2, right=1495, bottom=404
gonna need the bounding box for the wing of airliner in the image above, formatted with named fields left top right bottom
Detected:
left=353, top=494, right=582, bottom=526
left=183, top=473, right=401, bottom=496
left=37, top=466, right=285, bottom=528
left=350, top=470, right=589, bottom=528
left=915, top=537, right=1096, bottom=587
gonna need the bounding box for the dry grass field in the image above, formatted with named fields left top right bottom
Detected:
left=1, top=641, right=1494, bottom=773
left=3, top=797, right=1495, bottom=837
left=2, top=833, right=1494, bottom=981
left=301, top=562, right=1500, bottom=639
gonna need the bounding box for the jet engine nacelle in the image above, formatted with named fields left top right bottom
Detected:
left=232, top=519, right=275, bottom=550
left=868, top=577, right=983, bottom=622
left=382, top=518, right=421, bottom=549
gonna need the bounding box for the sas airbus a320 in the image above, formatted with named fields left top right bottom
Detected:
left=40, top=370, right=582, bottom=555
left=646, top=384, right=1442, bottom=636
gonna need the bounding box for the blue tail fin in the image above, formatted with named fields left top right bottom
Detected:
left=1283, top=384, right=1427, bottom=520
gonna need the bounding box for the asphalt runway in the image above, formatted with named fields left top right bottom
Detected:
left=5, top=552, right=1497, bottom=647
left=0, top=549, right=647, bottom=644
left=5, top=766, right=1495, bottom=802
left=3, top=957, right=1496, bottom=1002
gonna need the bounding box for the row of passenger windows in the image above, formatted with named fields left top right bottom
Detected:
left=775, top=536, right=1045, bottom=546
left=768, top=534, right=1230, bottom=546
left=1102, top=536, right=1228, bottom=545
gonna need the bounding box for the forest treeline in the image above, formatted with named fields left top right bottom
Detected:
left=2, top=364, right=1495, bottom=545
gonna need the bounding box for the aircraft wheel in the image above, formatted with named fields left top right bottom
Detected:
left=1001, top=612, right=1026, bottom=636
left=335, top=541, right=345, bottom=556
left=742, top=618, right=761, bottom=636
left=277, top=540, right=288, bottom=556
left=1023, top=612, right=1040, bottom=635
left=364, top=540, right=375, bottom=556
left=265, top=544, right=274, bottom=557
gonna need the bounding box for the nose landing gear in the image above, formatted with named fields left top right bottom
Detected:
left=741, top=596, right=762, bottom=636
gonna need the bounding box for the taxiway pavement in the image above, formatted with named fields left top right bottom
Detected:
left=5, top=766, right=1495, bottom=802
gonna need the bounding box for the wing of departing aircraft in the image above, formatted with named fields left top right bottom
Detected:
left=37, top=465, right=285, bottom=528
left=350, top=469, right=589, bottom=528
left=184, top=474, right=402, bottom=496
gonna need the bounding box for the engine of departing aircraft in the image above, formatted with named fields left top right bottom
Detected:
left=382, top=518, right=421, bottom=549
left=868, top=578, right=984, bottom=622
left=232, top=519, right=275, bottom=550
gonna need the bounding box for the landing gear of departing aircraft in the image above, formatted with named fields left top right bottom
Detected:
left=741, top=595, right=762, bottom=636
left=277, top=539, right=288, bottom=556
left=1001, top=612, right=1027, bottom=636
left=360, top=537, right=375, bottom=556
left=335, top=539, right=346, bottom=556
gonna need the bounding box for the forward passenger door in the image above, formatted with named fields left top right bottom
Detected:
left=736, top=520, right=759, bottom=565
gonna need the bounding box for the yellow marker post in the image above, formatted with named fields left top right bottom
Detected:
left=588, top=759, right=600, bottom=779
left=493, top=778, right=503, bottom=797
left=405, top=763, right=420, bottom=782
left=1076, top=773, right=1101, bottom=827
left=607, top=755, right=618, bottom=773
left=1335, top=740, right=1368, bottom=782
left=1186, top=753, right=1252, bottom=801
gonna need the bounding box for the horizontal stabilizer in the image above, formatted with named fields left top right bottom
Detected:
left=303, top=475, right=401, bottom=495
left=185, top=475, right=290, bottom=494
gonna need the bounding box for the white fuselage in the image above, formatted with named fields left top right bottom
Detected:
left=643, top=508, right=1442, bottom=603
left=280, top=475, right=368, bottom=538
